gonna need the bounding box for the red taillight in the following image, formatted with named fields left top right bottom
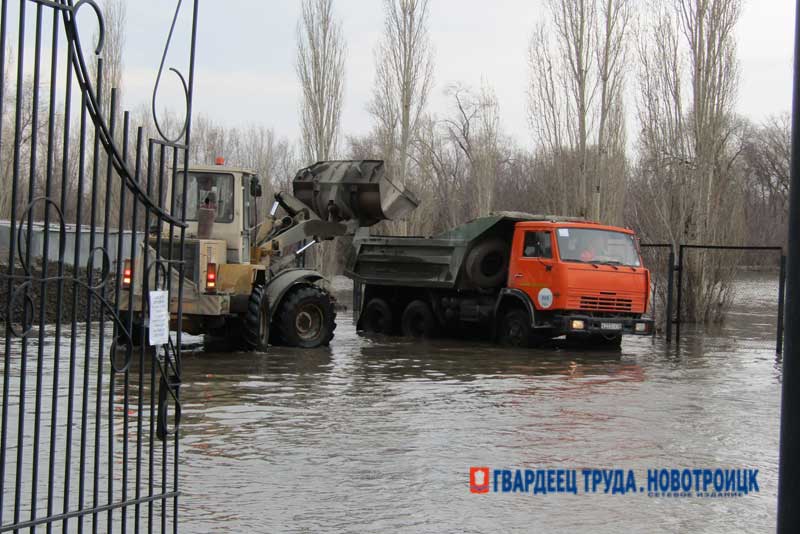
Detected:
left=206, top=263, right=217, bottom=292
left=122, top=260, right=132, bottom=289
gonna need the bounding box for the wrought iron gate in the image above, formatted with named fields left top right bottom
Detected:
left=0, top=0, right=198, bottom=532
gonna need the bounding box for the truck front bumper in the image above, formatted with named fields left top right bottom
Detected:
left=552, top=314, right=654, bottom=336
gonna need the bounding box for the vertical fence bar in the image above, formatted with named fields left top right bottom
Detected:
left=38, top=11, right=62, bottom=534
left=173, top=3, right=200, bottom=530
left=56, top=29, right=75, bottom=534
left=0, top=1, right=9, bottom=521
left=675, top=246, right=684, bottom=343
left=778, top=0, right=800, bottom=529
left=778, top=254, right=787, bottom=355
left=86, top=57, right=104, bottom=534
left=16, top=4, right=44, bottom=527
left=665, top=250, right=675, bottom=343
left=0, top=0, right=26, bottom=517
left=70, top=91, right=89, bottom=534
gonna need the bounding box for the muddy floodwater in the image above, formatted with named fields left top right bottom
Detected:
left=0, top=272, right=782, bottom=532
left=175, top=273, right=781, bottom=533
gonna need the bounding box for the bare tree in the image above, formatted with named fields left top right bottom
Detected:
left=593, top=0, right=631, bottom=223
left=296, top=0, right=346, bottom=163
left=632, top=0, right=744, bottom=321
left=369, top=0, right=434, bottom=190
left=295, top=0, right=346, bottom=274
left=527, top=0, right=631, bottom=222
left=92, top=0, right=125, bottom=112
left=89, top=0, right=126, bottom=226
left=444, top=83, right=503, bottom=217
left=742, top=113, right=790, bottom=210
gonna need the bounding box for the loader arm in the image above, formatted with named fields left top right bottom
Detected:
left=254, top=160, right=419, bottom=268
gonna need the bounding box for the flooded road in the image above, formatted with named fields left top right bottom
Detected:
left=176, top=272, right=782, bottom=533
left=0, top=272, right=782, bottom=532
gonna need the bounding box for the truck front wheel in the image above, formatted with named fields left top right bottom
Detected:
left=498, top=309, right=531, bottom=348
left=275, top=285, right=336, bottom=348
left=242, top=285, right=270, bottom=351
left=401, top=300, right=437, bottom=339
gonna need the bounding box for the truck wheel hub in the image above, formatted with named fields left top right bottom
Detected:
left=295, top=305, right=323, bottom=340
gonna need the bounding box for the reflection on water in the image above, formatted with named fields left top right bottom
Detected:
left=176, top=272, right=781, bottom=533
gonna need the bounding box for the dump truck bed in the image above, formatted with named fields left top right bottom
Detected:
left=347, top=235, right=469, bottom=288
left=347, top=212, right=584, bottom=289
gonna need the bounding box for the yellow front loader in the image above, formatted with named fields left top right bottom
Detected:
left=117, top=160, right=417, bottom=351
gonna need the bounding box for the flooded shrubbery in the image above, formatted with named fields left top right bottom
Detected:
left=0, top=260, right=117, bottom=325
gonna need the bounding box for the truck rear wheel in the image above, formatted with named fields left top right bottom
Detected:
left=274, top=285, right=336, bottom=348
left=361, top=298, right=394, bottom=334
left=401, top=300, right=437, bottom=339
left=242, top=285, right=270, bottom=351
left=498, top=309, right=531, bottom=348
left=465, top=239, right=509, bottom=289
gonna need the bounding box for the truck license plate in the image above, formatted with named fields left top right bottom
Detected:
left=600, top=322, right=622, bottom=331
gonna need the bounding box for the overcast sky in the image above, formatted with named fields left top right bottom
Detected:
left=116, top=0, right=796, bottom=147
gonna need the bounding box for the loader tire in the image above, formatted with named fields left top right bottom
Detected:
left=401, top=300, right=437, bottom=339
left=242, top=285, right=270, bottom=351
left=360, top=298, right=394, bottom=335
left=465, top=239, right=509, bottom=289
left=274, top=285, right=336, bottom=348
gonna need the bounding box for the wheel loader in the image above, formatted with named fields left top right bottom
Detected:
left=117, top=159, right=418, bottom=351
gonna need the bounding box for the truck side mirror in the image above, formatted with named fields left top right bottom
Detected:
left=250, top=177, right=262, bottom=197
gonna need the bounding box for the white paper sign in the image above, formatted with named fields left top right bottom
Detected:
left=558, top=228, right=569, bottom=237
left=148, top=290, right=169, bottom=346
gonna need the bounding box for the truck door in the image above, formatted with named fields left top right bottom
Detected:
left=508, top=228, right=556, bottom=312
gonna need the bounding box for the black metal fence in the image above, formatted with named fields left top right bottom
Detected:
left=642, top=243, right=786, bottom=352
left=0, top=1, right=198, bottom=532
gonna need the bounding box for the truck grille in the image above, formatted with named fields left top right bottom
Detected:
left=578, top=295, right=633, bottom=312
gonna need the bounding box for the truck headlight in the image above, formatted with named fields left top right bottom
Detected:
left=571, top=319, right=585, bottom=330
left=635, top=322, right=647, bottom=333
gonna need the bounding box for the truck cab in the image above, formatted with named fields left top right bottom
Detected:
left=503, top=221, right=652, bottom=343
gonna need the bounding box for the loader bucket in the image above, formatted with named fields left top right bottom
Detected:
left=292, top=160, right=419, bottom=227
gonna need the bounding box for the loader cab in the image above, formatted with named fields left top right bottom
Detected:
left=171, top=163, right=261, bottom=264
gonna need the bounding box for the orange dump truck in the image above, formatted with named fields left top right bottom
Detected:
left=346, top=213, right=652, bottom=347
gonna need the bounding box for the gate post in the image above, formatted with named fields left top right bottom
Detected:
left=665, top=250, right=675, bottom=343
left=778, top=254, right=787, bottom=355
left=675, top=245, right=684, bottom=343
left=778, top=0, right=800, bottom=529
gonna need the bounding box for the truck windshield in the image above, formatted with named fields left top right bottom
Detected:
left=174, top=172, right=234, bottom=223
left=556, top=228, right=641, bottom=267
